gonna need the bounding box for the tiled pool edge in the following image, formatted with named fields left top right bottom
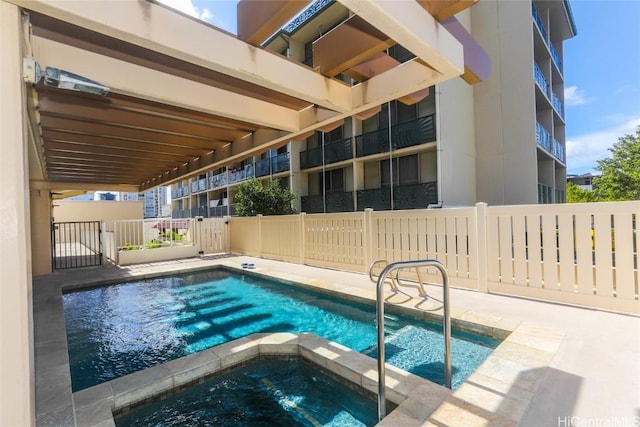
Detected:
left=73, top=333, right=454, bottom=427
left=220, top=263, right=566, bottom=426
left=34, top=259, right=565, bottom=426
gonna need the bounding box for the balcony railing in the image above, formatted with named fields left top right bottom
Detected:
left=190, top=181, right=198, bottom=193
left=229, top=164, right=254, bottom=184
left=209, top=171, right=227, bottom=189
left=532, top=3, right=548, bottom=42
left=171, top=209, right=190, bottom=218
left=190, top=207, right=208, bottom=218
left=210, top=204, right=237, bottom=217
left=272, top=152, right=291, bottom=174
left=552, top=92, right=563, bottom=118
left=355, top=115, right=436, bottom=158
left=550, top=43, right=563, bottom=72
left=536, top=122, right=552, bottom=153
left=357, top=182, right=438, bottom=211
left=255, top=152, right=291, bottom=177
left=283, top=0, right=332, bottom=34
left=198, top=178, right=207, bottom=192
left=534, top=63, right=549, bottom=96
left=300, top=138, right=352, bottom=169
left=554, top=139, right=565, bottom=163
left=301, top=192, right=354, bottom=213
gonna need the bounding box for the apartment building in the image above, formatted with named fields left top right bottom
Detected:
left=171, top=0, right=576, bottom=217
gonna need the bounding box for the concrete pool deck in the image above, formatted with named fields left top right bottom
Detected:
left=33, top=255, right=640, bottom=426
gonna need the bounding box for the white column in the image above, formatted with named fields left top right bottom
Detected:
left=0, top=2, right=36, bottom=425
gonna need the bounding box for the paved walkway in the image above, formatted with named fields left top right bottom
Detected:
left=34, top=255, right=640, bottom=426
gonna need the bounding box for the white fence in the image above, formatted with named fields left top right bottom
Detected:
left=229, top=202, right=639, bottom=314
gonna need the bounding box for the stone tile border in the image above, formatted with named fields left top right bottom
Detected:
left=36, top=259, right=565, bottom=426
left=73, top=333, right=453, bottom=426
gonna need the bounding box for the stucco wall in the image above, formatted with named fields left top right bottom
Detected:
left=54, top=200, right=144, bottom=227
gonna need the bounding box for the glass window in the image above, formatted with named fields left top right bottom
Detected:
left=381, top=155, right=419, bottom=187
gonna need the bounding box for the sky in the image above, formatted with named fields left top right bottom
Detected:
left=159, top=0, right=640, bottom=176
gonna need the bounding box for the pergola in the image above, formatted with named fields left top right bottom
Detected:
left=14, top=0, right=487, bottom=194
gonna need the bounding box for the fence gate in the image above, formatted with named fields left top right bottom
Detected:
left=51, top=221, right=102, bottom=269
left=194, top=217, right=228, bottom=255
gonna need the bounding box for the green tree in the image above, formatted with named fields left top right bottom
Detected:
left=566, top=182, right=597, bottom=203
left=234, top=178, right=296, bottom=216
left=594, top=126, right=640, bottom=201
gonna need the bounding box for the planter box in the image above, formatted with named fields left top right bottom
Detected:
left=117, top=245, right=198, bottom=266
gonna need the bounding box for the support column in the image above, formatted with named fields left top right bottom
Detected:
left=30, top=189, right=53, bottom=276
left=0, top=2, right=35, bottom=426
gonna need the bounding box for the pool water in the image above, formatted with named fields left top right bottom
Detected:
left=114, top=358, right=379, bottom=427
left=63, top=269, right=499, bottom=391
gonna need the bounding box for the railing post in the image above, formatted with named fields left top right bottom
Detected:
left=475, top=202, right=488, bottom=292
left=363, top=208, right=373, bottom=273
left=299, top=212, right=306, bottom=265
left=257, top=214, right=263, bottom=258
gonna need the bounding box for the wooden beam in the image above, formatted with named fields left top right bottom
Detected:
left=416, top=0, right=479, bottom=21
left=312, top=14, right=394, bottom=77
left=337, top=0, right=464, bottom=77
left=42, top=130, right=212, bottom=157
left=11, top=0, right=352, bottom=113
left=32, top=36, right=303, bottom=132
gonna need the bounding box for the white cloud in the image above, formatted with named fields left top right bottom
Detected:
left=564, top=86, right=587, bottom=107
left=157, top=0, right=213, bottom=22
left=566, top=117, right=640, bottom=174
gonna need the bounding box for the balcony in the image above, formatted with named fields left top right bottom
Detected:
left=536, top=122, right=552, bottom=153
left=171, top=209, right=190, bottom=218
left=209, top=171, right=227, bottom=189
left=272, top=152, right=291, bottom=174
left=355, top=115, right=436, bottom=158
left=532, top=3, right=548, bottom=42
left=229, top=164, right=254, bottom=184
left=357, top=182, right=437, bottom=211
left=300, top=138, right=352, bottom=169
left=534, top=63, right=549, bottom=96
left=190, top=207, right=208, bottom=218
left=552, top=92, right=563, bottom=118
left=301, top=191, right=354, bottom=213
left=550, top=43, right=562, bottom=72
left=554, top=139, right=565, bottom=163
left=210, top=204, right=237, bottom=217
left=255, top=152, right=291, bottom=177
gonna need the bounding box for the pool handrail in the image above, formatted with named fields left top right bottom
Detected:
left=375, top=259, right=451, bottom=421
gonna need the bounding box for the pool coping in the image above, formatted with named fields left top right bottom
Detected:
left=35, top=260, right=565, bottom=426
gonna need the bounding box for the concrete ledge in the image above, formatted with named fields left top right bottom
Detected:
left=74, top=333, right=452, bottom=426
left=117, top=245, right=198, bottom=266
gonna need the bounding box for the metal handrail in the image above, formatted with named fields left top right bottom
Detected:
left=375, top=259, right=451, bottom=421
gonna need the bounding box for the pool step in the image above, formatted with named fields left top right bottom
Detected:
left=261, top=377, right=323, bottom=427
left=362, top=325, right=447, bottom=386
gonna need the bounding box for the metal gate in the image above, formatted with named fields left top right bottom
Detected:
left=51, top=221, right=103, bottom=269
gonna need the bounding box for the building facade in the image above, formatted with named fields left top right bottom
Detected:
left=170, top=0, right=576, bottom=218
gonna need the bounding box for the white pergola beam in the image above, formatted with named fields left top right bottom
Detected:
left=9, top=0, right=353, bottom=113
left=32, top=37, right=302, bottom=132
left=337, top=0, right=464, bottom=77
left=351, top=59, right=451, bottom=109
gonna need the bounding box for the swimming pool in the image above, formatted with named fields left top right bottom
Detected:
left=113, top=357, right=380, bottom=427
left=63, top=268, right=499, bottom=391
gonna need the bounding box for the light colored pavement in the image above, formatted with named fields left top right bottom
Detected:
left=33, top=255, right=640, bottom=426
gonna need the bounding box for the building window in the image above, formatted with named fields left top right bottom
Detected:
left=323, top=168, right=344, bottom=193
left=381, top=155, right=419, bottom=187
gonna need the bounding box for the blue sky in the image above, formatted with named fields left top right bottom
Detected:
left=160, top=0, right=640, bottom=176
